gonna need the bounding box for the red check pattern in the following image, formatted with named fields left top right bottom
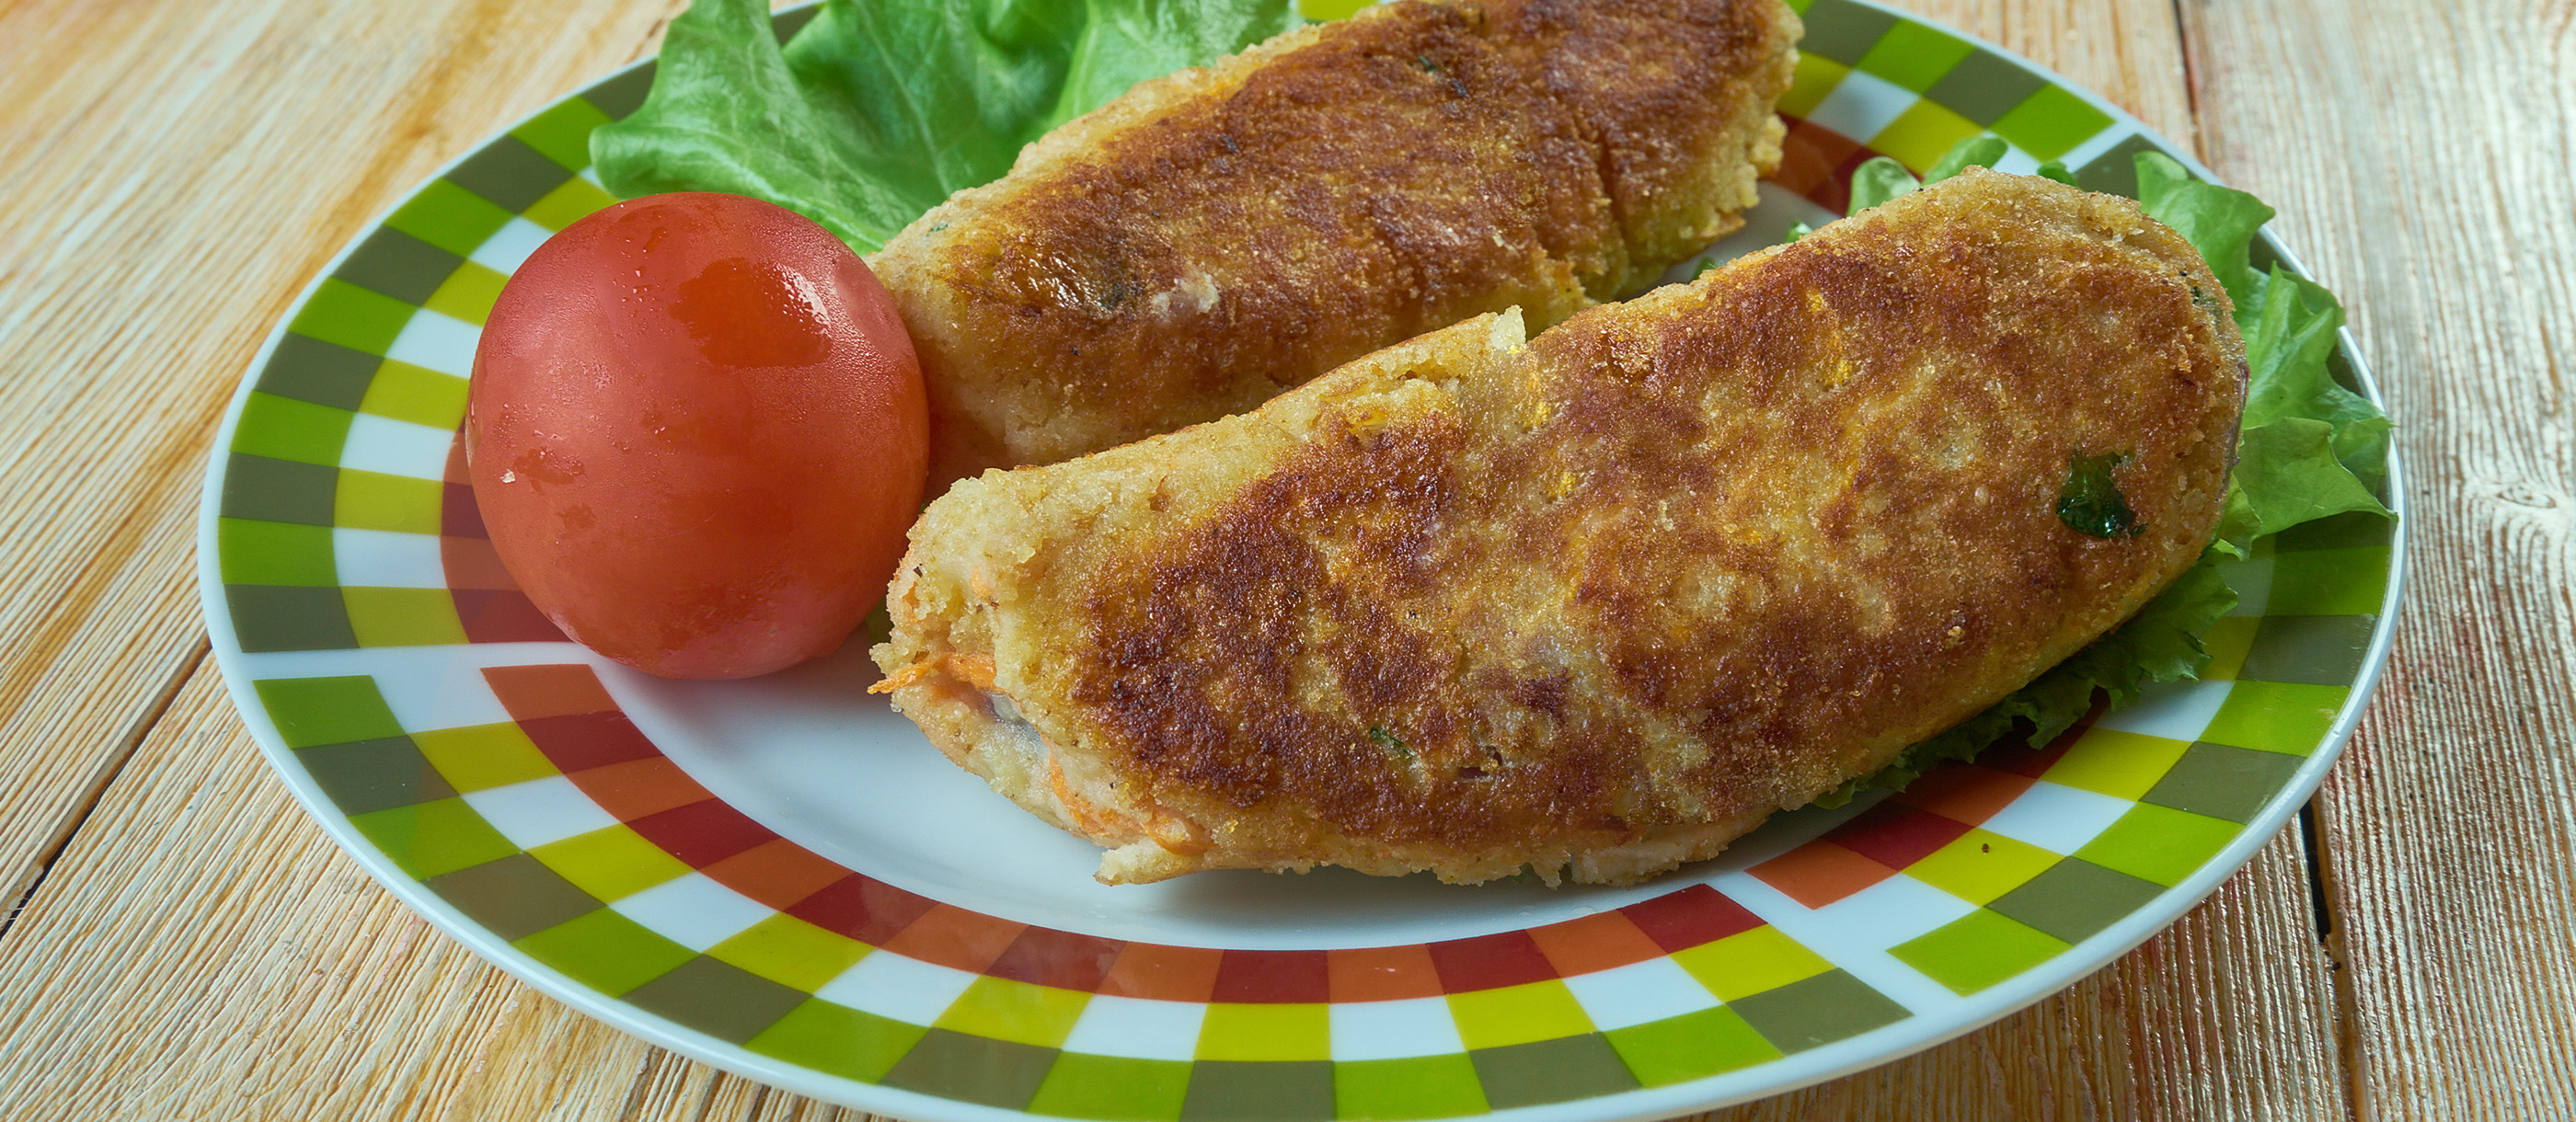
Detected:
left=481, top=661, right=1788, bottom=1002
left=1768, top=113, right=1897, bottom=216
left=438, top=436, right=567, bottom=645
left=1749, top=713, right=2098, bottom=909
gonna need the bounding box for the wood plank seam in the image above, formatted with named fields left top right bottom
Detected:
left=2306, top=804, right=2368, bottom=1120
left=2167, top=0, right=2204, bottom=128
left=2299, top=799, right=2367, bottom=1122
left=2296, top=803, right=2334, bottom=940
left=2169, top=10, right=2367, bottom=1119
left=0, top=853, right=50, bottom=942
left=0, top=639, right=205, bottom=942
left=0, top=417, right=227, bottom=910
left=2171, top=0, right=2576, bottom=1110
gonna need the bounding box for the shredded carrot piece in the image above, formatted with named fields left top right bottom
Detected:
left=868, top=661, right=937, bottom=694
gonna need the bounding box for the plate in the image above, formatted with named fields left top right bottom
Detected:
left=196, top=0, right=2404, bottom=1117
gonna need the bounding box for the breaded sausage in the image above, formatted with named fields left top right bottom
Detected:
left=869, top=0, right=1801, bottom=488
left=874, top=170, right=2248, bottom=886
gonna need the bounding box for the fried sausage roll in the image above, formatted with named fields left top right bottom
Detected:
left=870, top=0, right=1802, bottom=487
left=877, top=171, right=2247, bottom=886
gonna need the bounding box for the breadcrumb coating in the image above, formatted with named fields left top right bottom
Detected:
left=876, top=170, right=2248, bottom=886
left=869, top=0, right=1802, bottom=488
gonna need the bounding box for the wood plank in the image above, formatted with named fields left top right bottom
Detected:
left=0, top=667, right=657, bottom=1118
left=0, top=0, right=688, bottom=913
left=0, top=0, right=2366, bottom=1116
left=2180, top=0, right=2576, bottom=1114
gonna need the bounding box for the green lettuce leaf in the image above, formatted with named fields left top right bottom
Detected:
left=1813, top=133, right=2004, bottom=245
left=1845, top=133, right=2002, bottom=222
left=1922, top=134, right=2006, bottom=184
left=591, top=0, right=1300, bottom=254
left=2220, top=418, right=2392, bottom=545
left=1846, top=157, right=1921, bottom=216
left=2134, top=151, right=2273, bottom=313
left=2133, top=152, right=2392, bottom=554
left=2241, top=264, right=2395, bottom=487
left=1051, top=0, right=1303, bottom=129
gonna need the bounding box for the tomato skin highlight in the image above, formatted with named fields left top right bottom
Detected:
left=467, top=193, right=927, bottom=679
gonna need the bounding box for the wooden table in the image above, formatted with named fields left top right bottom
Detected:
left=1, top=0, right=2566, bottom=1116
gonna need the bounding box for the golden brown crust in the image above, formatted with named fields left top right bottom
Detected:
left=869, top=0, right=1800, bottom=489
left=877, top=170, right=2249, bottom=886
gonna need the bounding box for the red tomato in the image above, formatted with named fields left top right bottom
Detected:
left=467, top=193, right=927, bottom=679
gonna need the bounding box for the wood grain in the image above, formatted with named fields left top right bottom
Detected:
left=2182, top=0, right=2576, bottom=1115
left=0, top=0, right=688, bottom=918
left=0, top=669, right=644, bottom=1119
left=1692, top=830, right=2347, bottom=1121
left=0, top=0, right=2524, bottom=1116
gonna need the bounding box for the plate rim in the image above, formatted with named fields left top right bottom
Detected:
left=190, top=0, right=2409, bottom=1116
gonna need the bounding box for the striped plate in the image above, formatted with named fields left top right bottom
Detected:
left=195, top=0, right=2403, bottom=1117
